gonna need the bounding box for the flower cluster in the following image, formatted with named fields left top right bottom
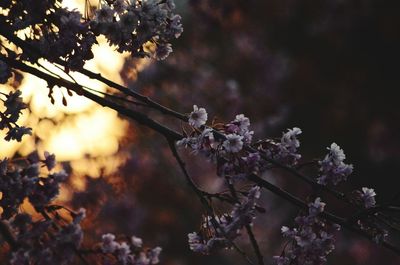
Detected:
left=352, top=188, right=388, bottom=245
left=1, top=0, right=96, bottom=70
left=9, top=208, right=85, bottom=265
left=188, top=186, right=261, bottom=254
left=100, top=233, right=162, bottom=265
left=181, top=106, right=253, bottom=151
left=263, top=127, right=302, bottom=165
left=0, top=152, right=87, bottom=264
left=1, top=0, right=61, bottom=31
left=37, top=7, right=97, bottom=70
left=354, top=188, right=388, bottom=245
left=273, top=197, right=340, bottom=265
left=1, top=0, right=182, bottom=70
left=179, top=106, right=260, bottom=180
left=90, top=0, right=183, bottom=60
left=317, top=143, right=353, bottom=185
left=178, top=104, right=393, bottom=263
left=0, top=90, right=32, bottom=142
left=277, top=127, right=302, bottom=162
left=0, top=151, right=65, bottom=219
left=1, top=151, right=164, bottom=264
left=179, top=106, right=308, bottom=184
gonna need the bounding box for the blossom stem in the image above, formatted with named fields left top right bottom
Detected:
left=167, top=140, right=255, bottom=265
left=225, top=177, right=264, bottom=265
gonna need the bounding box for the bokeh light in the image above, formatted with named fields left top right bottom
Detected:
left=0, top=0, right=141, bottom=180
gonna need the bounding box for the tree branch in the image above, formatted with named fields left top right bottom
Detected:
left=247, top=173, right=400, bottom=255
left=0, top=23, right=188, bottom=121
left=0, top=54, right=183, bottom=141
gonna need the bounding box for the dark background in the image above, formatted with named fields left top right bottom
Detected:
left=71, top=0, right=400, bottom=264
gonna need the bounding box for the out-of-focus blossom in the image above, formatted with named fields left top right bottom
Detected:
left=100, top=233, right=162, bottom=264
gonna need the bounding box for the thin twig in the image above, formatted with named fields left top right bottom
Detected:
left=0, top=24, right=187, bottom=121
left=225, top=177, right=264, bottom=265
left=0, top=54, right=183, bottom=141
left=167, top=139, right=255, bottom=265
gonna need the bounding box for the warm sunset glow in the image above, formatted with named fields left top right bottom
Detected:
left=44, top=108, right=126, bottom=160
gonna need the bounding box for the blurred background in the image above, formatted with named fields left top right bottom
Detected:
left=1, top=0, right=400, bottom=264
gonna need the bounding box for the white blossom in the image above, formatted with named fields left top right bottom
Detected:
left=188, top=232, right=209, bottom=253
left=308, top=197, right=326, bottom=216
left=327, top=143, right=346, bottom=165
left=101, top=233, right=119, bottom=253
left=131, top=236, right=143, bottom=248
left=242, top=130, right=254, bottom=144
left=361, top=187, right=376, bottom=208
left=176, top=137, right=198, bottom=149
left=318, top=143, right=353, bottom=185
left=281, top=127, right=302, bottom=150
left=275, top=197, right=339, bottom=265
left=275, top=127, right=302, bottom=164
left=281, top=226, right=296, bottom=237
left=149, top=247, right=162, bottom=264
left=169, top=14, right=183, bottom=38
left=223, top=134, right=244, bottom=153
left=295, top=226, right=317, bottom=247
left=234, top=114, right=250, bottom=133
left=188, top=105, right=208, bottom=128
left=116, top=242, right=131, bottom=262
